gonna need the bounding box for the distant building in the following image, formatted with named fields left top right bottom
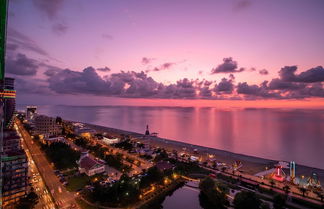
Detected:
left=40, top=136, right=66, bottom=145
left=26, top=106, right=37, bottom=121
left=34, top=115, right=62, bottom=138
left=77, top=152, right=105, bottom=176
left=73, top=123, right=95, bottom=138
left=102, top=136, right=120, bottom=145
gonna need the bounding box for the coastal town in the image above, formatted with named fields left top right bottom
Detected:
left=4, top=105, right=323, bottom=209
left=1, top=0, right=324, bottom=208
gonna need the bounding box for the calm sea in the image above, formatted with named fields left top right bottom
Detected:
left=17, top=105, right=324, bottom=169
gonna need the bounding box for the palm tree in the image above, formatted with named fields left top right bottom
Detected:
left=270, top=180, right=275, bottom=189
left=315, top=191, right=324, bottom=202
left=221, top=167, right=227, bottom=173
left=299, top=187, right=307, bottom=197
left=283, top=185, right=290, bottom=195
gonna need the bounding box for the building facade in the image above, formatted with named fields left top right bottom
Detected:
left=0, top=77, right=28, bottom=207
left=1, top=150, right=28, bottom=206
left=34, top=115, right=62, bottom=138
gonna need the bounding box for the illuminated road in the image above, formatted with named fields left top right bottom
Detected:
left=95, top=140, right=153, bottom=175
left=20, top=138, right=55, bottom=209
left=15, top=119, right=78, bottom=209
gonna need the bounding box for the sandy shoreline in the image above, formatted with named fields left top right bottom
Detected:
left=82, top=122, right=324, bottom=183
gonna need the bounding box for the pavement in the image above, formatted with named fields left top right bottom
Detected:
left=15, top=119, right=79, bottom=209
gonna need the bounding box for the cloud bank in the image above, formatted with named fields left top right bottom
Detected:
left=34, top=65, right=324, bottom=100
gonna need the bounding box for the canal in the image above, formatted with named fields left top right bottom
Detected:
left=162, top=184, right=202, bottom=209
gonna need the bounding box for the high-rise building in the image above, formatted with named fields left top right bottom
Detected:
left=26, top=106, right=37, bottom=121
left=1, top=148, right=28, bottom=206
left=1, top=78, right=16, bottom=128
left=1, top=1, right=10, bottom=207
left=0, top=78, right=28, bottom=207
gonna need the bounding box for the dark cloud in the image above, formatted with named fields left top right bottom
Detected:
left=32, top=0, right=65, bottom=20
left=44, top=67, right=60, bottom=77
left=102, top=33, right=113, bottom=40
left=259, top=69, right=269, bottom=75
left=158, top=78, right=196, bottom=98
left=297, top=66, right=324, bottom=83
left=199, top=80, right=213, bottom=98
left=141, top=57, right=153, bottom=65
left=96, top=67, right=111, bottom=72
left=211, top=57, right=244, bottom=74
left=47, top=68, right=161, bottom=97
left=46, top=67, right=201, bottom=99
left=52, top=22, right=68, bottom=35
left=6, top=53, right=38, bottom=76
left=215, top=78, right=234, bottom=94
left=279, top=65, right=324, bottom=83
left=13, top=61, right=324, bottom=100
left=237, top=82, right=259, bottom=95
left=6, top=43, right=19, bottom=51
left=233, top=0, right=252, bottom=11
left=147, top=62, right=176, bottom=72
left=15, top=77, right=52, bottom=94
left=279, top=66, right=298, bottom=82
left=268, top=78, right=305, bottom=90
left=237, top=82, right=281, bottom=99
left=48, top=67, right=110, bottom=95
left=7, top=28, right=49, bottom=56
left=297, top=83, right=324, bottom=97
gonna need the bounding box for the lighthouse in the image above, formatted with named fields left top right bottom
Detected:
left=145, top=125, right=150, bottom=136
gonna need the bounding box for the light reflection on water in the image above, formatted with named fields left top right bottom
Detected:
left=18, top=105, right=324, bottom=169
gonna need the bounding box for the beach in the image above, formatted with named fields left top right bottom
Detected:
left=84, top=122, right=324, bottom=183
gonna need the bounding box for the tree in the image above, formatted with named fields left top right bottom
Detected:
left=319, top=193, right=324, bottom=202
left=199, top=177, right=229, bottom=209
left=260, top=202, right=271, bottom=209
left=233, top=191, right=261, bottom=209
left=221, top=167, right=227, bottom=173
left=15, top=191, right=39, bottom=209
left=283, top=185, right=290, bottom=195
left=199, top=177, right=215, bottom=193
left=55, top=116, right=62, bottom=125
left=270, top=180, right=275, bottom=189
left=299, top=187, right=307, bottom=197
left=44, top=142, right=80, bottom=169
left=273, top=194, right=286, bottom=209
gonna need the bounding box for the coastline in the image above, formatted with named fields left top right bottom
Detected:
left=83, top=122, right=324, bottom=183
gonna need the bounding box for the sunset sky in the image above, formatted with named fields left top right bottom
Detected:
left=6, top=0, right=324, bottom=107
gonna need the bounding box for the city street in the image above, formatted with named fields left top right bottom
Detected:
left=21, top=141, right=55, bottom=209
left=15, top=119, right=78, bottom=209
